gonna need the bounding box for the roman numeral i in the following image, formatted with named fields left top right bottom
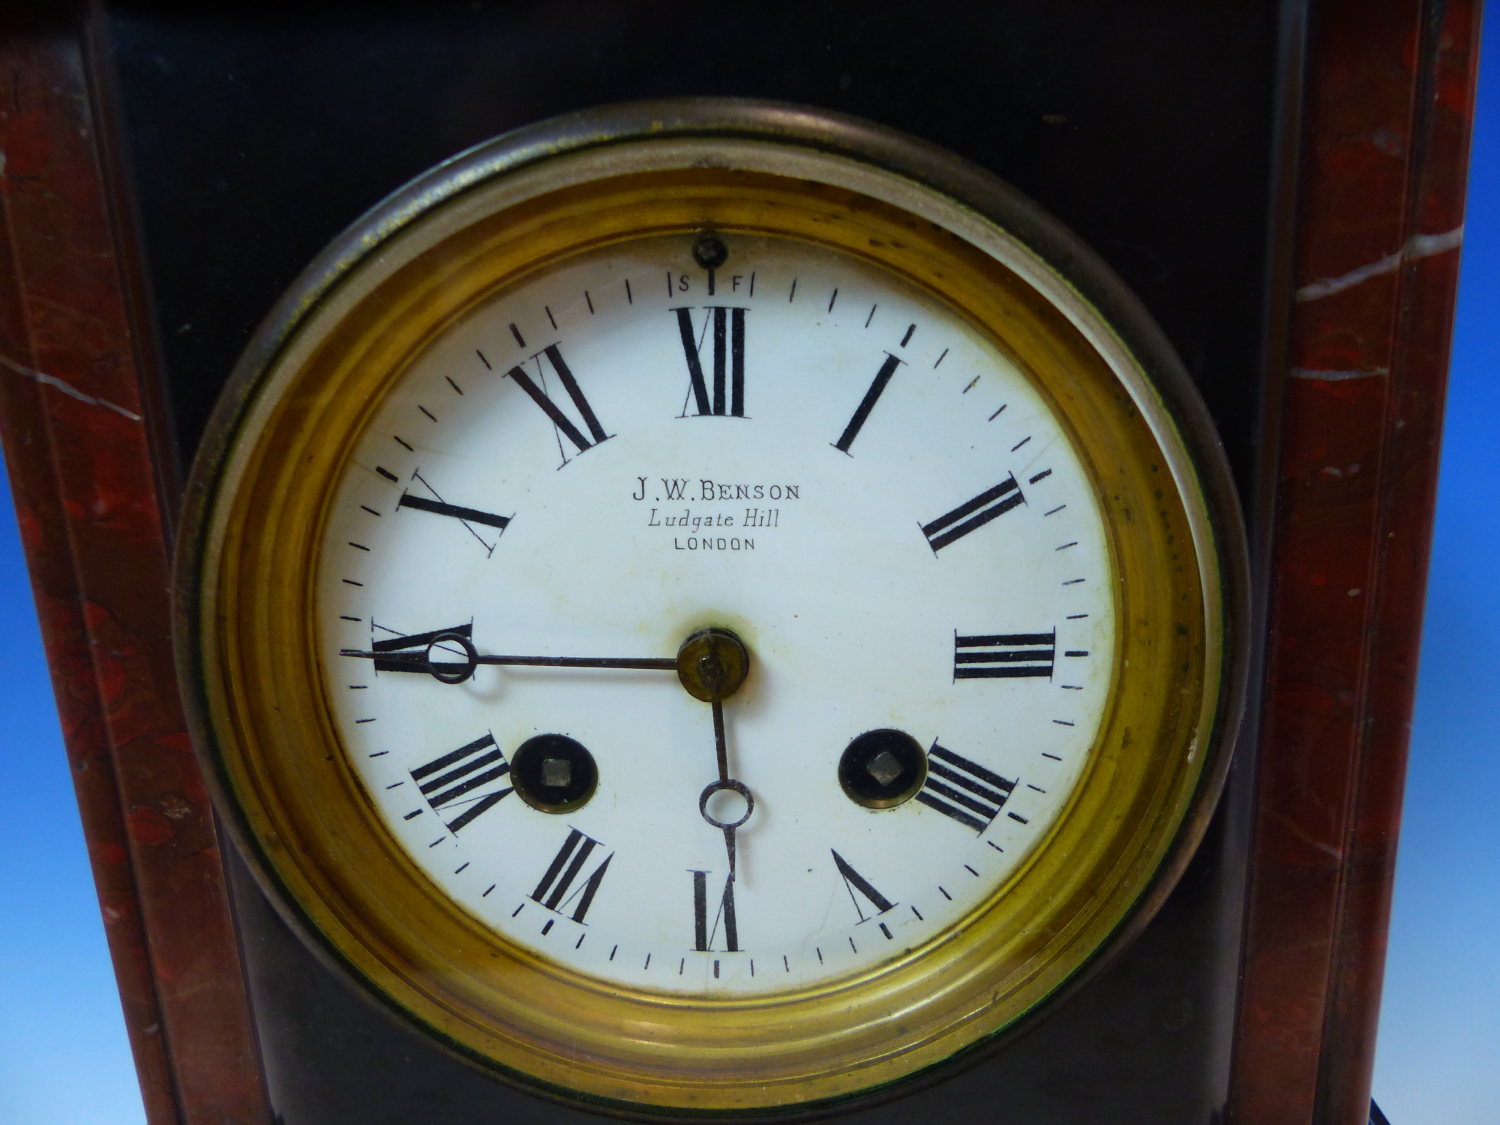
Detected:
left=833, top=353, right=902, bottom=453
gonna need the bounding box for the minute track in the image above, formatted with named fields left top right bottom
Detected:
left=315, top=230, right=1121, bottom=1004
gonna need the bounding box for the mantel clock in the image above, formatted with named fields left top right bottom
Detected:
left=2, top=6, right=1476, bottom=1123
left=175, top=102, right=1247, bottom=1114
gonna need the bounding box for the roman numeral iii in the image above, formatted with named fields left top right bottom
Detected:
left=922, top=474, right=1026, bottom=551
left=673, top=307, right=746, bottom=417
left=410, top=732, right=513, bottom=832
left=506, top=344, right=610, bottom=457
left=918, top=743, right=1016, bottom=833
left=692, top=870, right=739, bottom=952
left=954, top=630, right=1056, bottom=680
left=532, top=828, right=613, bottom=923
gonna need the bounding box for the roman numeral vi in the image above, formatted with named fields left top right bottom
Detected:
left=692, top=870, right=739, bottom=952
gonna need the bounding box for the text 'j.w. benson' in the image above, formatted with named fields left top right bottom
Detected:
left=633, top=477, right=799, bottom=551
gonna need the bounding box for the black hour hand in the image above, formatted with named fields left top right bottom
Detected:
left=340, top=625, right=676, bottom=684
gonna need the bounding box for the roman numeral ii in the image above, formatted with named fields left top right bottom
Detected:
left=922, top=474, right=1026, bottom=552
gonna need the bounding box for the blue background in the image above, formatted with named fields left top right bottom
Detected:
left=0, top=33, right=1494, bottom=1125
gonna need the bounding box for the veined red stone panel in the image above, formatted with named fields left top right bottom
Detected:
left=1231, top=2, right=1480, bottom=1123
left=0, top=20, right=268, bottom=1125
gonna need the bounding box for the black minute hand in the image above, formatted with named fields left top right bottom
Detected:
left=678, top=629, right=755, bottom=881
left=340, top=630, right=674, bottom=684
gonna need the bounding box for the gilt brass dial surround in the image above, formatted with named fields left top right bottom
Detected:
left=177, top=101, right=1247, bottom=1115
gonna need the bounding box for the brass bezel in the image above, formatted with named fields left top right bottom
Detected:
left=177, top=103, right=1247, bottom=1116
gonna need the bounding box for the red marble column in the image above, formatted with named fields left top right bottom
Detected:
left=0, top=21, right=268, bottom=1125
left=1231, top=2, right=1481, bottom=1122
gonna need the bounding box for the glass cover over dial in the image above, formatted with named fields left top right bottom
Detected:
left=318, top=233, right=1116, bottom=996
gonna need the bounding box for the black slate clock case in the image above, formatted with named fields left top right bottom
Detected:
left=102, top=2, right=1294, bottom=1122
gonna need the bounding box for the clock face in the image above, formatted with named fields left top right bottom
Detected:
left=182, top=108, right=1241, bottom=1112
left=318, top=234, right=1115, bottom=995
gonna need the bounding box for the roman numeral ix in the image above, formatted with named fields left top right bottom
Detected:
left=918, top=744, right=1017, bottom=833
left=532, top=828, right=613, bottom=923
left=692, top=870, right=739, bottom=952
left=410, top=732, right=513, bottom=833
left=505, top=344, right=610, bottom=458
left=954, top=630, right=1056, bottom=680
left=922, top=474, right=1026, bottom=552
left=674, top=307, right=746, bottom=417
left=366, top=622, right=472, bottom=675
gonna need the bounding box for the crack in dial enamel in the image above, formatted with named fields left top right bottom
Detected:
left=317, top=234, right=1115, bottom=997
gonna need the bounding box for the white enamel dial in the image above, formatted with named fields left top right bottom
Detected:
left=316, top=233, right=1116, bottom=997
